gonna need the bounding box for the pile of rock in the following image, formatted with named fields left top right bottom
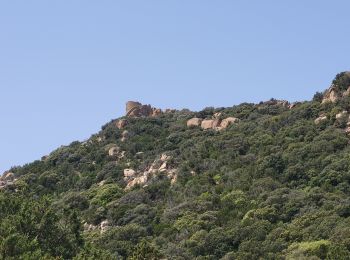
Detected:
left=187, top=116, right=240, bottom=131
left=123, top=153, right=177, bottom=190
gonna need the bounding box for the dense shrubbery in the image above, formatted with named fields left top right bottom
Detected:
left=4, top=77, right=350, bottom=258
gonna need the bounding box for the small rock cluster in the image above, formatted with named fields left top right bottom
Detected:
left=315, top=110, right=350, bottom=135
left=83, top=219, right=111, bottom=234
left=123, top=153, right=177, bottom=190
left=107, top=145, right=126, bottom=159
left=0, top=172, right=16, bottom=189
left=187, top=116, right=240, bottom=130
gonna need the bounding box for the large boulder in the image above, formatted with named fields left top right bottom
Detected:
left=220, top=117, right=239, bottom=129
left=201, top=119, right=215, bottom=130
left=187, top=118, right=202, bottom=127
left=121, top=130, right=130, bottom=142
left=336, top=111, right=348, bottom=119
left=315, top=115, right=327, bottom=124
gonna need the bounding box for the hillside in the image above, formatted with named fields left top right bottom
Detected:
left=2, top=72, right=350, bottom=259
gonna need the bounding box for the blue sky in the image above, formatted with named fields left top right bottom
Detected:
left=0, top=1, right=349, bottom=173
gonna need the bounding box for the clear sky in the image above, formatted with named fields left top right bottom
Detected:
left=1, top=1, right=349, bottom=173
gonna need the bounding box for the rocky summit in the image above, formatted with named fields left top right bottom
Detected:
left=3, top=72, right=350, bottom=259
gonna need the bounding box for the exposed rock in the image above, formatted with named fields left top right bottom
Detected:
left=2, top=172, right=15, bottom=181
left=136, top=152, right=144, bottom=158
left=124, top=153, right=177, bottom=190
left=159, top=162, right=167, bottom=172
left=100, top=220, right=111, bottom=233
left=126, top=174, right=148, bottom=190
left=121, top=130, right=130, bottom=142
left=118, top=151, right=126, bottom=159
left=83, top=223, right=98, bottom=232
left=108, top=146, right=120, bottom=157
left=187, top=118, right=202, bottom=127
left=98, top=180, right=106, bottom=186
left=213, top=112, right=222, bottom=118
left=336, top=111, right=348, bottom=119
left=126, top=101, right=163, bottom=117
left=262, top=99, right=290, bottom=108
left=84, top=220, right=111, bottom=234
left=116, top=119, right=128, bottom=129
left=315, top=115, right=327, bottom=124
left=322, top=86, right=340, bottom=104
left=220, top=117, right=239, bottom=129
left=161, top=153, right=171, bottom=161
left=201, top=119, right=221, bottom=130
left=152, top=108, right=162, bottom=117
left=124, top=169, right=136, bottom=178
left=343, top=86, right=350, bottom=97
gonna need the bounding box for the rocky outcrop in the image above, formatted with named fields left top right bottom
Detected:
left=83, top=220, right=111, bottom=234
left=314, top=115, right=327, bottom=124
left=121, top=130, right=130, bottom=142
left=187, top=116, right=239, bottom=131
left=0, top=172, right=17, bottom=189
left=116, top=119, right=128, bottom=129
left=220, top=117, right=240, bottom=129
left=124, top=153, right=177, bottom=190
left=322, top=86, right=340, bottom=104
left=201, top=119, right=221, bottom=130
left=187, top=118, right=202, bottom=127
left=124, top=169, right=136, bottom=178
left=108, top=146, right=120, bottom=156
left=106, top=145, right=125, bottom=159
left=126, top=101, right=163, bottom=117
left=336, top=111, right=348, bottom=119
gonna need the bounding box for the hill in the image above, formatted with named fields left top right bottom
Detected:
left=2, top=72, right=350, bottom=259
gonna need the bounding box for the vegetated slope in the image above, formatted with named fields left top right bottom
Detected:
left=2, top=73, right=350, bottom=259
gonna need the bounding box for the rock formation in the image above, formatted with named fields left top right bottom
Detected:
left=201, top=119, right=220, bottom=130
left=321, top=73, right=350, bottom=103
left=0, top=172, right=16, bottom=189
left=116, top=119, right=128, bottom=129
left=123, top=153, right=177, bottom=190
left=220, top=117, right=240, bottom=129
left=121, top=130, right=130, bottom=142
left=336, top=111, right=348, bottom=119
left=314, top=115, right=327, bottom=124
left=126, top=101, right=163, bottom=117
left=322, top=86, right=340, bottom=104
left=187, top=118, right=202, bottom=127
left=187, top=116, right=239, bottom=131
